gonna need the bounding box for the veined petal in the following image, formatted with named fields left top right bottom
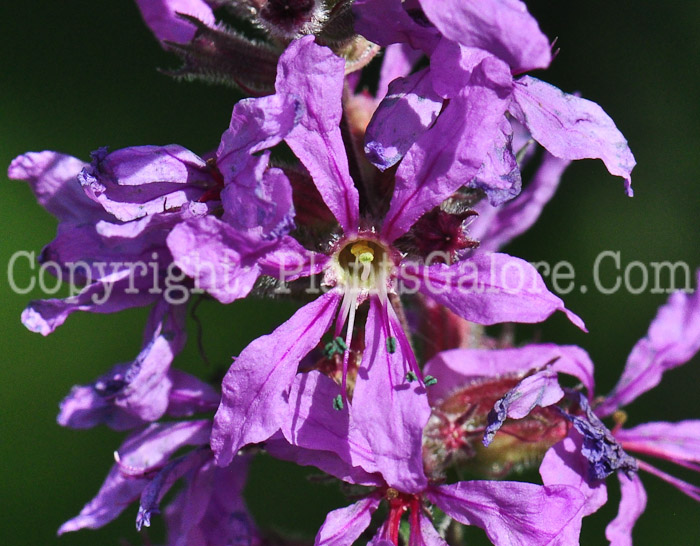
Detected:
left=135, top=0, right=215, bottom=44
left=615, top=420, right=700, bottom=465
left=258, top=236, right=329, bottom=281
left=351, top=298, right=430, bottom=493
left=315, top=497, right=381, bottom=546
left=472, top=153, right=570, bottom=252
left=404, top=253, right=585, bottom=329
left=427, top=481, right=585, bottom=546
left=605, top=473, right=647, bottom=546
left=211, top=291, right=341, bottom=466
left=365, top=68, right=443, bottom=171
left=382, top=56, right=512, bottom=242
left=419, top=0, right=552, bottom=72
left=278, top=36, right=360, bottom=234
left=7, top=151, right=104, bottom=223
left=597, top=273, right=700, bottom=416
left=415, top=512, right=448, bottom=546
left=58, top=420, right=210, bottom=534
left=540, top=431, right=608, bottom=520
left=511, top=76, right=636, bottom=195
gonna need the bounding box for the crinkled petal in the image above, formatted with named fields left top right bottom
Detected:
left=81, top=145, right=212, bottom=222
left=278, top=36, right=360, bottom=233
left=365, top=68, right=443, bottom=171
left=427, top=481, right=585, bottom=546
left=597, top=274, right=700, bottom=416
left=58, top=420, right=210, bottom=534
left=167, top=216, right=269, bottom=304
left=483, top=368, right=564, bottom=446
left=419, top=0, right=552, bottom=72
left=382, top=56, right=512, bottom=242
left=472, top=153, right=570, bottom=252
left=7, top=151, right=104, bottom=223
left=212, top=291, right=340, bottom=466
left=351, top=298, right=430, bottom=492
left=315, top=497, right=381, bottom=546
left=353, top=0, right=439, bottom=52
left=605, top=473, right=647, bottom=546
left=404, top=253, right=585, bottom=329
left=511, top=76, right=636, bottom=195
left=135, top=0, right=215, bottom=44
left=615, top=420, right=700, bottom=464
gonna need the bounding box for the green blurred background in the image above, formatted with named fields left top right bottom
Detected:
left=1, top=1, right=699, bottom=544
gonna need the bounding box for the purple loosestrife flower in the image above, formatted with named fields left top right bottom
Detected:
left=354, top=0, right=636, bottom=202
left=484, top=271, right=700, bottom=544
left=210, top=36, right=585, bottom=467
left=264, top=370, right=586, bottom=545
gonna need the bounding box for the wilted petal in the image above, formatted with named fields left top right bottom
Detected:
left=404, top=253, right=585, bottom=329
left=427, top=481, right=585, bottom=546
left=7, top=151, right=104, bottom=223
left=278, top=36, right=360, bottom=233
left=605, top=473, right=647, bottom=546
left=58, top=420, right=210, bottom=534
left=472, top=153, right=570, bottom=252
left=420, top=0, right=552, bottom=72
left=483, top=368, right=564, bottom=446
left=511, top=76, right=636, bottom=195
left=351, top=298, right=430, bottom=492
left=135, top=0, right=215, bottom=44
left=615, top=420, right=700, bottom=465
left=315, top=497, right=381, bottom=546
left=382, top=56, right=512, bottom=242
left=365, top=68, right=443, bottom=171
left=597, top=275, right=700, bottom=416
left=212, top=291, right=340, bottom=466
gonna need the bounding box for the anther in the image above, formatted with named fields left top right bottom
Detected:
left=386, top=336, right=397, bottom=354
left=332, top=394, right=344, bottom=411
left=424, top=375, right=438, bottom=386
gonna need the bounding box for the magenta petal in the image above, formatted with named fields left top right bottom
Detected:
left=540, top=431, right=608, bottom=520
left=605, top=473, right=647, bottom=546
left=58, top=420, right=210, bottom=534
left=7, top=151, right=104, bottom=223
left=376, top=43, right=423, bottom=101
left=597, top=276, right=700, bottom=416
left=424, top=344, right=594, bottom=404
left=258, top=236, right=328, bottom=281
left=407, top=253, right=585, bottom=329
left=511, top=76, right=636, bottom=194
left=472, top=153, right=571, bottom=252
left=278, top=37, right=360, bottom=234
left=428, top=481, right=585, bottom=546
left=365, top=68, right=443, bottom=171
left=211, top=291, right=340, bottom=466
left=135, top=0, right=215, bottom=44
left=315, top=497, right=381, bottom=546
left=166, top=369, right=220, bottom=417
left=419, top=0, right=552, bottom=72
left=415, top=512, right=449, bottom=546
left=167, top=216, right=267, bottom=304
left=351, top=298, right=430, bottom=493
left=382, top=56, right=512, bottom=242
left=615, top=420, right=700, bottom=465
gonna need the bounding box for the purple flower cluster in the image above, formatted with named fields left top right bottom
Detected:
left=8, top=1, right=698, bottom=545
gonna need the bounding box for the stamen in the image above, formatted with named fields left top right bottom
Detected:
left=406, top=371, right=418, bottom=382
left=424, top=375, right=438, bottom=386
left=332, top=394, right=344, bottom=411
left=386, top=336, right=397, bottom=354
left=350, top=241, right=374, bottom=282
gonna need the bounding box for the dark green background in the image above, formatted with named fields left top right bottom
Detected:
left=1, top=1, right=699, bottom=544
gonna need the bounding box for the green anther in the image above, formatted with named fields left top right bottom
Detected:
left=332, top=394, right=344, bottom=411
left=386, top=336, right=397, bottom=354
left=335, top=336, right=347, bottom=351
left=324, top=336, right=348, bottom=358
left=424, top=375, right=438, bottom=386
left=357, top=251, right=374, bottom=263
left=405, top=371, right=418, bottom=382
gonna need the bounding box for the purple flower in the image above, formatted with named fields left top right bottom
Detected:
left=265, top=370, right=586, bottom=545
left=134, top=0, right=216, bottom=44
left=480, top=271, right=700, bottom=544
left=355, top=0, right=636, bottom=200
left=210, top=36, right=584, bottom=467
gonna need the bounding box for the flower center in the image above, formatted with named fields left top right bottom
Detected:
left=335, top=238, right=394, bottom=293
